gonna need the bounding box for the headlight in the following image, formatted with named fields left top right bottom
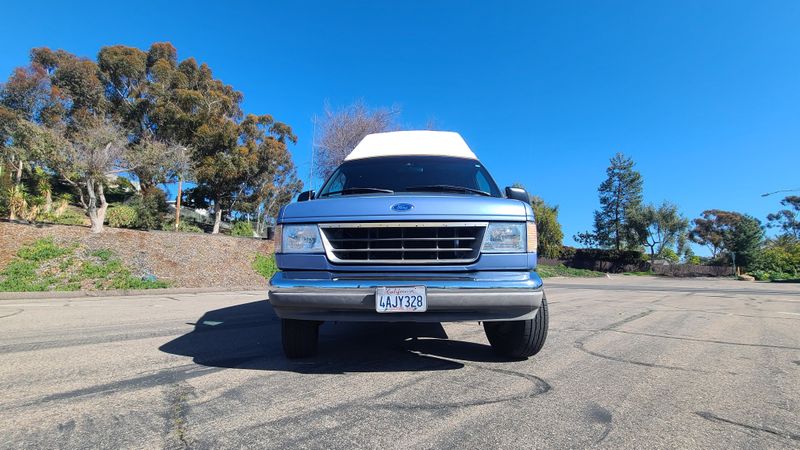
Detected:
left=482, top=222, right=526, bottom=253
left=277, top=224, right=323, bottom=253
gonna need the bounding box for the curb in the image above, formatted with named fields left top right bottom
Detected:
left=0, top=286, right=266, bottom=300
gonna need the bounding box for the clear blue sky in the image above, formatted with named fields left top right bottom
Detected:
left=2, top=1, right=798, bottom=252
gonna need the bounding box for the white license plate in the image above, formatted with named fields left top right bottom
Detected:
left=375, top=286, right=427, bottom=313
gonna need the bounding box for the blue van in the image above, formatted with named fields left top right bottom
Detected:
left=269, top=131, right=547, bottom=358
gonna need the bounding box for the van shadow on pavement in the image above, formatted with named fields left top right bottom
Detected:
left=159, top=300, right=512, bottom=374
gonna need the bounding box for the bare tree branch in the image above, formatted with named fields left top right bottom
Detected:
left=313, top=100, right=400, bottom=180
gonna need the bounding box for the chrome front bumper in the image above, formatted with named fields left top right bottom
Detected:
left=268, top=271, right=544, bottom=322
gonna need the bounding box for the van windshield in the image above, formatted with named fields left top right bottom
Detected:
left=317, top=156, right=503, bottom=198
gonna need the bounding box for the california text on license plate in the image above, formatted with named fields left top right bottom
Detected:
left=375, top=286, right=427, bottom=313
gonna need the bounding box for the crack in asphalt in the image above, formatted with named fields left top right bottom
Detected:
left=574, top=340, right=709, bottom=373
left=565, top=327, right=800, bottom=351
left=384, top=349, right=552, bottom=410
left=574, top=310, right=712, bottom=373
left=227, top=351, right=553, bottom=447
left=0, top=308, right=23, bottom=319
left=607, top=329, right=800, bottom=351
left=26, top=364, right=223, bottom=406
left=654, top=306, right=800, bottom=321
left=601, top=310, right=656, bottom=330
left=0, top=315, right=275, bottom=355
left=0, top=328, right=192, bottom=354
left=164, top=381, right=194, bottom=450
left=695, top=411, right=800, bottom=442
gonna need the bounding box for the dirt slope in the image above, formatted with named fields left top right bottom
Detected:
left=0, top=221, right=274, bottom=289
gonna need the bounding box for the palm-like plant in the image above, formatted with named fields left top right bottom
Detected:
left=7, top=184, right=28, bottom=221
left=34, top=168, right=53, bottom=213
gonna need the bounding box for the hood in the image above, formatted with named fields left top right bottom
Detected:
left=278, top=194, right=533, bottom=223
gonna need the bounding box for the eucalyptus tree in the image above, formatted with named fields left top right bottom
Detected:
left=2, top=42, right=302, bottom=234
left=189, top=114, right=298, bottom=233
left=0, top=63, right=53, bottom=184
left=690, top=210, right=764, bottom=271
left=14, top=47, right=133, bottom=232
left=767, top=196, right=800, bottom=240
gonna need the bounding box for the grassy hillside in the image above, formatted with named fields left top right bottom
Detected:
left=0, top=222, right=274, bottom=291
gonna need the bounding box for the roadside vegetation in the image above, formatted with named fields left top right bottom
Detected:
left=567, top=154, right=799, bottom=281
left=0, top=238, right=168, bottom=292
left=1, top=42, right=797, bottom=289
left=252, top=254, right=278, bottom=280
left=536, top=264, right=604, bottom=278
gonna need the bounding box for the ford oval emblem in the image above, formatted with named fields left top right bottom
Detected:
left=391, top=203, right=414, bottom=212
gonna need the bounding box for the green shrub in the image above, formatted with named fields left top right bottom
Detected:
left=567, top=248, right=647, bottom=272
left=0, top=260, right=47, bottom=291
left=232, top=221, right=254, bottom=237
left=110, top=274, right=169, bottom=290
left=750, top=242, right=800, bottom=276
left=37, top=209, right=87, bottom=226
left=0, top=240, right=170, bottom=292
left=1, top=259, right=38, bottom=281
left=16, top=238, right=72, bottom=261
left=751, top=269, right=796, bottom=281
left=253, top=254, right=278, bottom=279
left=751, top=270, right=771, bottom=281
left=661, top=248, right=679, bottom=263
left=769, top=272, right=797, bottom=281
left=0, top=239, right=74, bottom=291
left=536, top=263, right=604, bottom=278
left=81, top=259, right=123, bottom=278
left=132, top=187, right=168, bottom=230
left=686, top=255, right=702, bottom=265
left=559, top=246, right=577, bottom=260
left=90, top=248, right=114, bottom=261
left=161, top=220, right=204, bottom=233
left=106, top=205, right=138, bottom=228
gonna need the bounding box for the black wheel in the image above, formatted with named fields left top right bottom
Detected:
left=281, top=319, right=320, bottom=358
left=484, top=293, right=548, bottom=358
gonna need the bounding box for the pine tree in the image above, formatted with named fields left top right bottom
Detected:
left=593, top=152, right=643, bottom=250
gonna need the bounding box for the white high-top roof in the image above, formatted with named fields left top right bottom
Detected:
left=344, top=130, right=478, bottom=161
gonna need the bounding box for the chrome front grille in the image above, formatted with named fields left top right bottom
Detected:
left=319, top=222, right=487, bottom=264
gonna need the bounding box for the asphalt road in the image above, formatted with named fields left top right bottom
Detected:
left=0, top=277, right=798, bottom=449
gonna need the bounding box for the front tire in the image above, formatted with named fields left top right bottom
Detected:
left=281, top=319, right=320, bottom=358
left=484, top=293, right=548, bottom=358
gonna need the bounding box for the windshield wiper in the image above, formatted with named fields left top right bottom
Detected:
left=320, top=187, right=395, bottom=197
left=405, top=184, right=492, bottom=197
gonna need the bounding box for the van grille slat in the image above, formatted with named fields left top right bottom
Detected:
left=327, top=237, right=476, bottom=242
left=320, top=222, right=486, bottom=264
left=330, top=248, right=475, bottom=252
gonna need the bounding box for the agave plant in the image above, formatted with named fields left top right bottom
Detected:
left=7, top=185, right=28, bottom=221
left=36, top=173, right=53, bottom=213
left=54, top=193, right=72, bottom=217
left=22, top=204, right=40, bottom=222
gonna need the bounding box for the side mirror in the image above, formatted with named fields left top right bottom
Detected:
left=505, top=186, right=530, bottom=203
left=297, top=190, right=315, bottom=202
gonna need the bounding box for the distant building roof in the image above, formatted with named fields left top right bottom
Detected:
left=344, top=130, right=478, bottom=161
